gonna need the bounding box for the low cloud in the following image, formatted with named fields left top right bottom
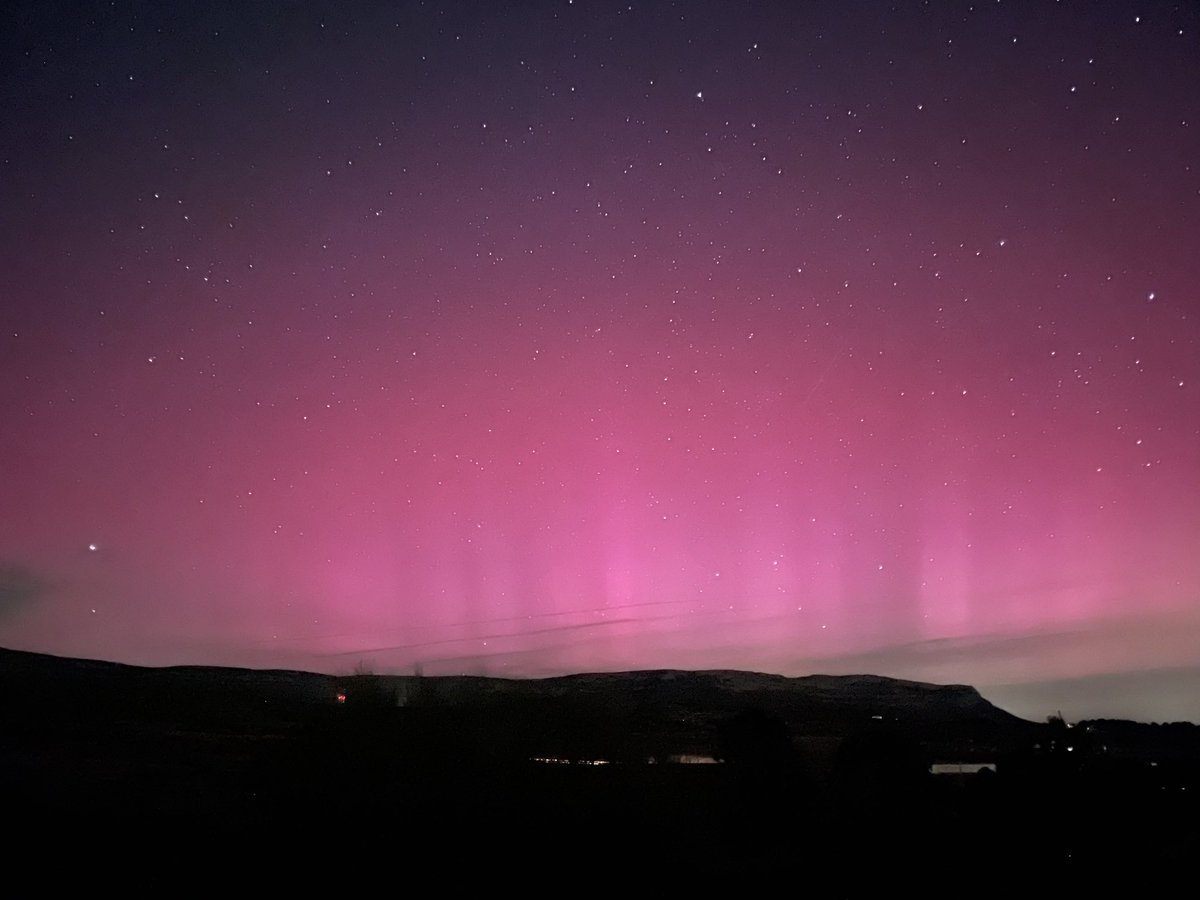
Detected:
left=0, top=563, right=50, bottom=618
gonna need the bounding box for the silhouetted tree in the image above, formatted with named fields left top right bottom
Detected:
left=340, top=661, right=397, bottom=710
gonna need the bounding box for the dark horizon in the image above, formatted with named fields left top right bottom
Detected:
left=7, top=638, right=1198, bottom=882
left=7, top=642, right=1200, bottom=726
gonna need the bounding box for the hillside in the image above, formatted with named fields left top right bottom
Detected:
left=0, top=646, right=1026, bottom=750
left=2, top=646, right=1197, bottom=879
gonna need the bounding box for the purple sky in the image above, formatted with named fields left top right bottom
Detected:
left=2, top=1, right=1198, bottom=721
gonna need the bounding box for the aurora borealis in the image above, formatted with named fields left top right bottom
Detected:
left=2, top=1, right=1197, bottom=720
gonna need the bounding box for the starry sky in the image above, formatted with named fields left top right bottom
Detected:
left=2, top=1, right=1198, bottom=722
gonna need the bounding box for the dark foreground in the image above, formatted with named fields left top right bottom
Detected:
left=2, top=649, right=1198, bottom=888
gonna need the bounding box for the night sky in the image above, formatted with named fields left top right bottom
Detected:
left=2, top=1, right=1198, bottom=722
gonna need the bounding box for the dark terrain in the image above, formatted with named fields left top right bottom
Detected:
left=2, top=647, right=1197, bottom=884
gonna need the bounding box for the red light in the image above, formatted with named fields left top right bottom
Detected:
left=336, top=693, right=346, bottom=704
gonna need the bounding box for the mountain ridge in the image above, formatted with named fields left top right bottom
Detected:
left=0, top=644, right=1029, bottom=737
